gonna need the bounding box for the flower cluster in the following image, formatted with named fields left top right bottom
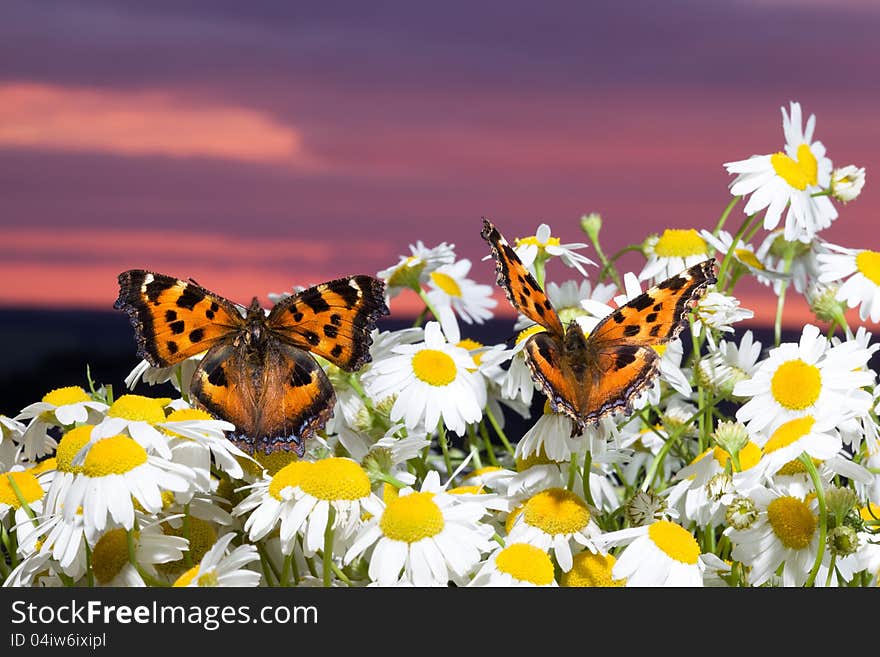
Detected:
left=2, top=101, right=878, bottom=587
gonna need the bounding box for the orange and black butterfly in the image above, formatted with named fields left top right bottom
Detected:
left=481, top=218, right=716, bottom=434
left=115, top=271, right=389, bottom=455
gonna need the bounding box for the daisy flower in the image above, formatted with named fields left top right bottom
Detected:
left=15, top=386, right=108, bottom=462
left=172, top=533, right=261, bottom=587
left=559, top=550, right=625, bottom=587
left=830, top=164, right=866, bottom=203
left=513, top=223, right=596, bottom=277
left=62, top=433, right=194, bottom=535
left=695, top=330, right=763, bottom=398
left=500, top=325, right=544, bottom=407
left=43, top=425, right=93, bottom=514
left=700, top=229, right=782, bottom=288
left=595, top=520, right=704, bottom=586
left=90, top=524, right=188, bottom=586
left=88, top=394, right=174, bottom=458
left=426, top=258, right=496, bottom=331
left=691, top=291, right=754, bottom=344
left=734, top=324, right=874, bottom=435
left=3, top=551, right=59, bottom=587
left=124, top=354, right=203, bottom=397
left=0, top=470, right=46, bottom=542
left=362, top=322, right=486, bottom=436
left=344, top=471, right=494, bottom=586
left=377, top=240, right=456, bottom=297
left=725, top=486, right=820, bottom=587
left=20, top=510, right=90, bottom=581
left=724, top=101, right=837, bottom=243
left=515, top=403, right=581, bottom=463
left=468, top=543, right=558, bottom=587
left=639, top=228, right=712, bottom=283
left=752, top=414, right=843, bottom=479
left=0, top=416, right=24, bottom=471
left=817, top=244, right=880, bottom=323
left=506, top=487, right=602, bottom=571
left=161, top=407, right=246, bottom=483
left=235, top=457, right=377, bottom=558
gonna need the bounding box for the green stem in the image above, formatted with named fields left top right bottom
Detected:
left=412, top=306, right=429, bottom=328
left=85, top=541, right=95, bottom=587
left=479, top=421, right=499, bottom=467
left=713, top=195, right=741, bottom=235
left=581, top=450, right=595, bottom=508
left=323, top=506, right=336, bottom=588
left=588, top=236, right=623, bottom=289
left=256, top=542, right=281, bottom=586
left=566, top=459, right=577, bottom=491
left=800, top=454, right=827, bottom=588
left=280, top=551, right=293, bottom=587
left=825, top=553, right=837, bottom=588
left=774, top=250, right=795, bottom=347
left=485, top=407, right=515, bottom=456
left=718, top=212, right=758, bottom=290
left=7, top=475, right=38, bottom=527
left=533, top=255, right=548, bottom=290
left=437, top=421, right=454, bottom=481
left=598, top=245, right=641, bottom=287
left=374, top=471, right=409, bottom=489
left=417, top=289, right=445, bottom=327
left=329, top=561, right=352, bottom=586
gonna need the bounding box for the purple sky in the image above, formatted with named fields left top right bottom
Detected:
left=2, top=0, right=879, bottom=324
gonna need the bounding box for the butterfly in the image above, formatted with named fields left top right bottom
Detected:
left=481, top=218, right=717, bottom=434
left=114, top=270, right=389, bottom=456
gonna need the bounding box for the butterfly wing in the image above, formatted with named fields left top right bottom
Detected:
left=268, top=275, right=389, bottom=371
left=480, top=218, right=565, bottom=337
left=191, top=338, right=335, bottom=456
left=115, top=270, right=244, bottom=367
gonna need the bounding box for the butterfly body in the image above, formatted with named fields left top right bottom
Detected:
left=115, top=270, right=389, bottom=455
left=481, top=218, right=716, bottom=434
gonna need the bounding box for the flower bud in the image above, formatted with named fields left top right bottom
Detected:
left=807, top=283, right=846, bottom=324
left=624, top=489, right=667, bottom=527
left=580, top=213, right=603, bottom=241
left=831, top=165, right=866, bottom=203
left=712, top=420, right=750, bottom=460
left=726, top=496, right=758, bottom=530
left=827, top=525, right=860, bottom=557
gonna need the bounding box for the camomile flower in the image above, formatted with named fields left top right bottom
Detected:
left=62, top=433, right=194, bottom=535
left=700, top=229, right=783, bottom=288
left=18, top=508, right=89, bottom=581
left=89, top=394, right=174, bottom=458
left=751, top=414, right=843, bottom=480
left=90, top=524, right=188, bottom=586
left=639, top=229, right=712, bottom=283
left=695, top=330, right=763, bottom=398
left=666, top=441, right=763, bottom=528
left=734, top=324, right=874, bottom=435
left=752, top=452, right=872, bottom=501
left=595, top=520, right=704, bottom=586
left=515, top=402, right=581, bottom=463
left=377, top=240, right=456, bottom=297
left=362, top=322, right=486, bottom=436
left=468, top=543, right=558, bottom=587
left=426, top=258, right=496, bottom=329
left=124, top=354, right=203, bottom=396
left=15, top=386, right=108, bottom=462
left=691, top=291, right=753, bottom=345
left=344, top=471, right=494, bottom=586
left=161, top=407, right=246, bottom=483
left=830, top=164, right=866, bottom=203
left=755, top=230, right=824, bottom=295
left=724, top=101, right=837, bottom=243
left=3, top=551, right=59, bottom=587
left=817, top=244, right=880, bottom=323
left=235, top=457, right=377, bottom=558
left=500, top=325, right=544, bottom=407
left=0, top=416, right=24, bottom=470
left=513, top=223, right=596, bottom=277
left=172, top=533, right=261, bottom=587
left=725, top=486, right=820, bottom=587
left=506, top=487, right=602, bottom=572
left=559, top=550, right=625, bottom=587
left=0, top=469, right=46, bottom=540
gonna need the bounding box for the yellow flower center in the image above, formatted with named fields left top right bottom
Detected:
left=516, top=235, right=561, bottom=249
left=775, top=456, right=822, bottom=476
left=859, top=503, right=880, bottom=525
left=56, top=425, right=94, bottom=475
left=92, top=528, right=131, bottom=584
left=430, top=272, right=462, bottom=297
left=734, top=248, right=764, bottom=270
left=379, top=492, right=445, bottom=543
left=494, top=543, right=555, bottom=585
left=515, top=325, right=547, bottom=347
left=647, top=520, right=700, bottom=564
left=653, top=229, right=709, bottom=258
left=505, top=504, right=524, bottom=534
left=515, top=447, right=558, bottom=471
left=42, top=386, right=90, bottom=407
left=522, top=488, right=590, bottom=535
left=411, top=349, right=457, bottom=386
left=855, top=250, right=880, bottom=287
left=770, top=360, right=821, bottom=410
left=163, top=407, right=215, bottom=439
left=560, top=551, right=625, bottom=587
left=712, top=441, right=762, bottom=471
left=108, top=394, right=169, bottom=424
left=268, top=461, right=312, bottom=500
left=157, top=518, right=217, bottom=577
left=457, top=339, right=484, bottom=367
left=0, top=471, right=44, bottom=507
left=172, top=566, right=199, bottom=587
left=767, top=496, right=817, bottom=549
left=299, top=457, right=370, bottom=501
left=464, top=466, right=502, bottom=480
left=30, top=458, right=57, bottom=475
left=764, top=416, right=816, bottom=454
left=770, top=144, right=818, bottom=190
left=82, top=435, right=148, bottom=477
left=387, top=256, right=425, bottom=288
left=447, top=485, right=484, bottom=495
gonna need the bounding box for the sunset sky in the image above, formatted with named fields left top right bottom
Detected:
left=2, top=0, right=879, bottom=327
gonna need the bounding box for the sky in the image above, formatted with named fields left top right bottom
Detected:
left=2, top=0, right=879, bottom=327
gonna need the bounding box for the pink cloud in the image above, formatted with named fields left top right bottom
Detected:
left=0, top=83, right=304, bottom=163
